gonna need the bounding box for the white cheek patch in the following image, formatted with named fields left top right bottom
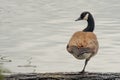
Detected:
left=83, top=13, right=89, bottom=20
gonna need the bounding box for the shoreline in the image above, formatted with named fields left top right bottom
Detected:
left=4, top=72, right=120, bottom=80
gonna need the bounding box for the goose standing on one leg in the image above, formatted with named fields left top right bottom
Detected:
left=66, top=11, right=99, bottom=73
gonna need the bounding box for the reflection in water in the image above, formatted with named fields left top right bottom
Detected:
left=17, top=57, right=37, bottom=73
left=0, top=55, right=12, bottom=63
left=17, top=57, right=36, bottom=68
left=0, top=0, right=120, bottom=73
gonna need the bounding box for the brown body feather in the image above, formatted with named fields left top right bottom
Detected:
left=67, top=31, right=99, bottom=59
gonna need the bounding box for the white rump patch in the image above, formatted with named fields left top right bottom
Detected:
left=83, top=13, right=89, bottom=20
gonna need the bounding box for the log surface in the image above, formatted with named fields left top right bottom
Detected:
left=4, top=72, right=120, bottom=80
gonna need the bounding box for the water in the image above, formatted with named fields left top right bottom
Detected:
left=0, top=0, right=120, bottom=73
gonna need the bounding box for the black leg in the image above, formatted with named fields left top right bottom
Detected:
left=80, top=59, right=89, bottom=73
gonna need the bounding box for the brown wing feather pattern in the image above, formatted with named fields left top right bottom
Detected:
left=67, top=31, right=99, bottom=58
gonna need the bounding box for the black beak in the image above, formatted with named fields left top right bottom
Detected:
left=75, top=17, right=82, bottom=21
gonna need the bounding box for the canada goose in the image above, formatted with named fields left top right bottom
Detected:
left=66, top=11, right=99, bottom=73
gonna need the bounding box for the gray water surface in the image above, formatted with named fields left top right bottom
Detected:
left=0, top=0, right=120, bottom=73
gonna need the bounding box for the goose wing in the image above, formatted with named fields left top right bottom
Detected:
left=67, top=31, right=99, bottom=56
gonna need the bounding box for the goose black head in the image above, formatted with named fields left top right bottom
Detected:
left=75, top=11, right=95, bottom=32
left=75, top=11, right=92, bottom=21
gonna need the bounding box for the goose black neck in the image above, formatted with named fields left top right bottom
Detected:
left=83, top=15, right=95, bottom=32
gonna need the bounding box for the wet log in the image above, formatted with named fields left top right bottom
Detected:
left=4, top=72, right=120, bottom=80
